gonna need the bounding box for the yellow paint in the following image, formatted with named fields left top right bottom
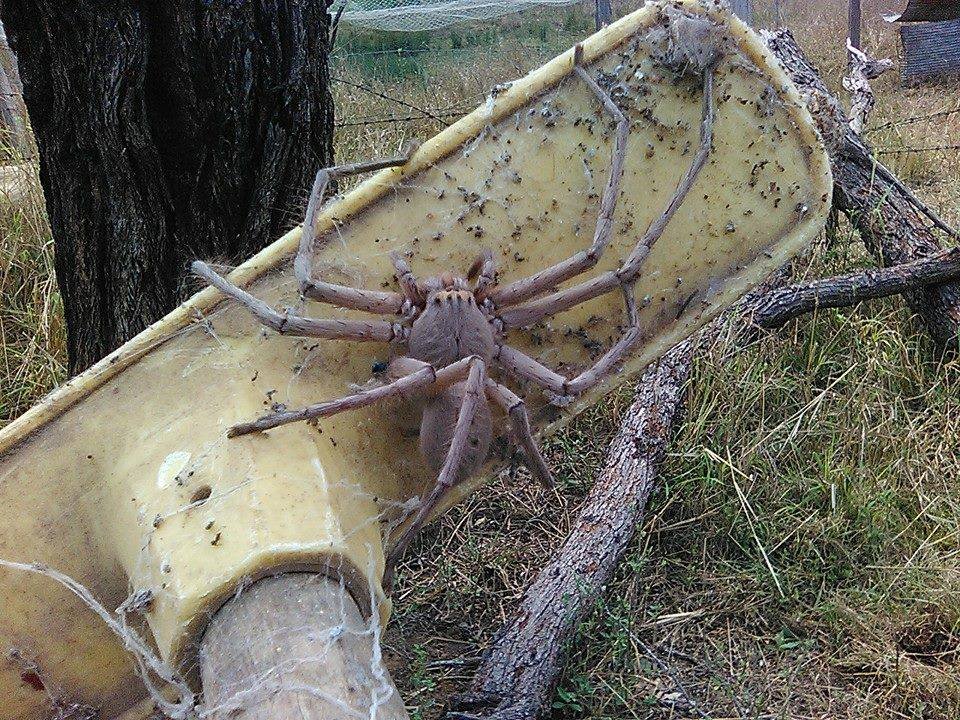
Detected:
left=0, top=2, right=830, bottom=718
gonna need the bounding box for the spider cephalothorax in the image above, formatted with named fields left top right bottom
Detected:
left=193, top=37, right=720, bottom=584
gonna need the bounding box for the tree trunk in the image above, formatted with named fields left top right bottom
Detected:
left=0, top=1, right=335, bottom=373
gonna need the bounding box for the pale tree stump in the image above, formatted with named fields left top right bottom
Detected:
left=200, top=573, right=409, bottom=720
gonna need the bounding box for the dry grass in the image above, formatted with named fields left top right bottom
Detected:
left=3, top=0, right=960, bottom=717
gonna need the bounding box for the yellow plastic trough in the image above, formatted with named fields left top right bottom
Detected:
left=0, top=2, right=831, bottom=717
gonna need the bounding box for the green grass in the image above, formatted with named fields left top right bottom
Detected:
left=3, top=0, right=960, bottom=717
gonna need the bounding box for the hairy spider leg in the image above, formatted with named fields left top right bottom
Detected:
left=384, top=357, right=487, bottom=586
left=493, top=65, right=717, bottom=402
left=486, top=57, right=630, bottom=309
left=193, top=261, right=398, bottom=343
left=389, top=251, right=426, bottom=307
left=294, top=144, right=420, bottom=314
left=484, top=379, right=554, bottom=489
left=225, top=355, right=480, bottom=437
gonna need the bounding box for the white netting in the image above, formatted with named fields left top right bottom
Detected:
left=333, top=0, right=587, bottom=32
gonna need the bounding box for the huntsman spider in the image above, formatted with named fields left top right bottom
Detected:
left=193, top=47, right=718, bottom=584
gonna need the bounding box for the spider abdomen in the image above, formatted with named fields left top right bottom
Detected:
left=419, top=383, right=493, bottom=485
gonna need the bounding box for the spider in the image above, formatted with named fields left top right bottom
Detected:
left=193, top=47, right=718, bottom=585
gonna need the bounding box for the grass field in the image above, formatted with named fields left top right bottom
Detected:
left=2, top=1, right=960, bottom=717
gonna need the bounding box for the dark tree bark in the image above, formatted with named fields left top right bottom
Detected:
left=753, top=248, right=960, bottom=330
left=0, top=1, right=335, bottom=372
left=764, top=28, right=960, bottom=349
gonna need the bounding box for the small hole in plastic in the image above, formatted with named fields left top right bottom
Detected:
left=190, top=485, right=212, bottom=505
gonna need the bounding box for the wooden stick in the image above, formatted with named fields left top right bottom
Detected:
left=201, top=573, right=409, bottom=720
left=753, top=247, right=960, bottom=330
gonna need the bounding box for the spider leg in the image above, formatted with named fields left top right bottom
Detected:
left=294, top=144, right=420, bottom=314
left=193, top=261, right=398, bottom=343
left=228, top=355, right=479, bottom=437
left=496, top=287, right=642, bottom=403
left=496, top=65, right=717, bottom=332
left=390, top=251, right=425, bottom=306
left=484, top=379, right=554, bottom=489
left=384, top=358, right=486, bottom=586
left=472, top=248, right=497, bottom=301
left=487, top=64, right=630, bottom=309
left=495, top=344, right=568, bottom=395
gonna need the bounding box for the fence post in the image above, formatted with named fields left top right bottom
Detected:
left=595, top=0, right=612, bottom=30
left=849, top=0, right=862, bottom=49
left=730, top=0, right=753, bottom=26
left=0, top=21, right=29, bottom=158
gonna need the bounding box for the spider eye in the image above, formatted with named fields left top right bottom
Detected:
left=371, top=361, right=388, bottom=374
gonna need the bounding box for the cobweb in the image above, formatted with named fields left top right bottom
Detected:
left=332, top=0, right=586, bottom=32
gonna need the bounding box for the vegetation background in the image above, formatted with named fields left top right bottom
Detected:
left=1, top=0, right=958, bottom=717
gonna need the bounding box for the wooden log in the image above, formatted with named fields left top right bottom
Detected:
left=448, top=339, right=697, bottom=720
left=764, top=28, right=960, bottom=348
left=201, top=573, right=409, bottom=720
left=445, top=274, right=791, bottom=720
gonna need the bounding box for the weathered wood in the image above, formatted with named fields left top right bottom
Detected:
left=753, top=247, right=960, bottom=330
left=729, top=0, right=752, bottom=25
left=843, top=41, right=893, bottom=134
left=764, top=28, right=960, bottom=348
left=201, top=573, right=409, bottom=720
left=0, top=1, right=335, bottom=373
left=849, top=0, right=862, bottom=49
left=900, top=19, right=960, bottom=83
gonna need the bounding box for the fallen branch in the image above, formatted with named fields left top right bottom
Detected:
left=764, top=29, right=960, bottom=347
left=445, top=275, right=787, bottom=720
left=447, top=339, right=697, bottom=720
left=752, top=247, right=960, bottom=329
